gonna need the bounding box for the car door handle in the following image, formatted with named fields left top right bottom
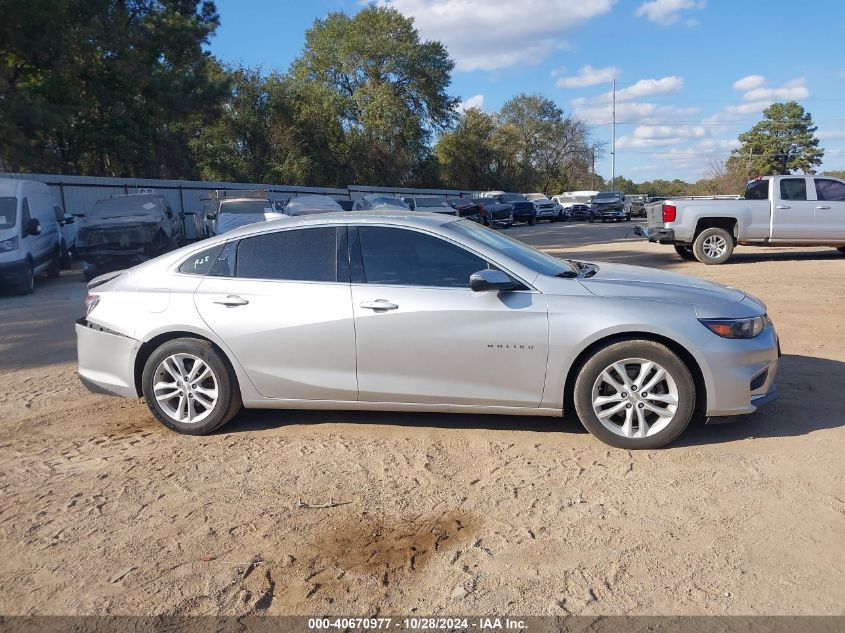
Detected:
left=360, top=299, right=398, bottom=311
left=775, top=205, right=791, bottom=209
left=815, top=205, right=831, bottom=210
left=213, top=295, right=249, bottom=307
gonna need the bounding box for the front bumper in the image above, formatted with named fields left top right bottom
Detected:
left=0, top=258, right=29, bottom=285
left=703, top=322, right=780, bottom=418
left=76, top=318, right=141, bottom=398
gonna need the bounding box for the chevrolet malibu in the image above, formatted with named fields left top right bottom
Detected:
left=76, top=212, right=779, bottom=449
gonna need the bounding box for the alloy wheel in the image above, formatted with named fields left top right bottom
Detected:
left=153, top=353, right=219, bottom=424
left=702, top=235, right=727, bottom=259
left=590, top=358, right=679, bottom=438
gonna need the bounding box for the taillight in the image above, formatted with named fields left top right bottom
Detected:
left=85, top=293, right=100, bottom=316
left=662, top=204, right=677, bottom=223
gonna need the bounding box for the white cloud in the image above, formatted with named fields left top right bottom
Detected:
left=685, top=18, right=698, bottom=27
left=742, top=78, right=809, bottom=101
left=733, top=75, right=765, bottom=91
left=610, top=76, right=684, bottom=101
left=572, top=97, right=699, bottom=125
left=635, top=0, right=705, bottom=26
left=556, top=65, right=619, bottom=88
left=379, top=0, right=614, bottom=71
left=456, top=94, right=484, bottom=113
left=633, top=124, right=705, bottom=139
left=817, top=129, right=845, bottom=140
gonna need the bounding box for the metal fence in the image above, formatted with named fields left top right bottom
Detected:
left=0, top=172, right=477, bottom=217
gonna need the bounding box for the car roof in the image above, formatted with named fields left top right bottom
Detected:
left=220, top=210, right=458, bottom=240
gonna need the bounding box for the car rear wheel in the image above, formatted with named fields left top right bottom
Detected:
left=693, top=227, right=734, bottom=264
left=142, top=338, right=242, bottom=435
left=528, top=216, right=536, bottom=226
left=46, top=248, right=61, bottom=278
left=673, top=244, right=696, bottom=260
left=573, top=340, right=696, bottom=449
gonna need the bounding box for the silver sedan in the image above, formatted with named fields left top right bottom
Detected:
left=76, top=212, right=779, bottom=449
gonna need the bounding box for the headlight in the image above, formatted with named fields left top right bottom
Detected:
left=0, top=236, right=18, bottom=252
left=699, top=316, right=766, bottom=339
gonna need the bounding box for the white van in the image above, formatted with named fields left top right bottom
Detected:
left=0, top=178, right=62, bottom=294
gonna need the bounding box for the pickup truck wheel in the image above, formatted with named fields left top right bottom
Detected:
left=573, top=339, right=696, bottom=449
left=528, top=216, right=536, bottom=226
left=693, top=227, right=734, bottom=264
left=673, top=244, right=696, bottom=261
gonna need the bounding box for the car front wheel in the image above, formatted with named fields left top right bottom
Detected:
left=573, top=340, right=696, bottom=449
left=142, top=337, right=242, bottom=435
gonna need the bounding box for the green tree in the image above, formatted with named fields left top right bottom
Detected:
left=291, top=6, right=457, bottom=187
left=491, top=94, right=591, bottom=193
left=434, top=108, right=498, bottom=190
left=0, top=0, right=226, bottom=178
left=729, top=101, right=823, bottom=177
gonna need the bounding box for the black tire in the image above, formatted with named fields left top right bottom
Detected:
left=46, top=248, right=61, bottom=278
left=15, top=260, right=35, bottom=295
left=625, top=214, right=631, bottom=221
left=528, top=216, right=536, bottom=226
left=588, top=216, right=595, bottom=223
left=60, top=240, right=72, bottom=269
left=141, top=337, right=242, bottom=435
left=83, top=268, right=97, bottom=282
left=573, top=339, right=696, bottom=449
left=673, top=244, right=696, bottom=261
left=692, top=227, right=734, bottom=264
left=837, top=247, right=845, bottom=254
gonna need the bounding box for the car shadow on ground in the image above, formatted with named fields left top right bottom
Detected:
left=222, top=354, right=844, bottom=446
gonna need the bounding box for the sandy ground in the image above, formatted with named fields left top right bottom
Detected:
left=0, top=220, right=843, bottom=616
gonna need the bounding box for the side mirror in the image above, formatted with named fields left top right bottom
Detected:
left=25, top=218, right=41, bottom=236
left=470, top=269, right=518, bottom=292
left=63, top=213, right=75, bottom=225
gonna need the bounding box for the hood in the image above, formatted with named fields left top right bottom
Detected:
left=215, top=212, right=288, bottom=234
left=576, top=262, right=746, bottom=306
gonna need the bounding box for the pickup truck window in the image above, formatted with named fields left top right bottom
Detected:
left=815, top=179, right=845, bottom=202
left=780, top=179, right=807, bottom=201
left=745, top=180, right=769, bottom=200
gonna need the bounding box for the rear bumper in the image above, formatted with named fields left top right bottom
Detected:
left=633, top=225, right=676, bottom=243
left=0, top=258, right=29, bottom=284
left=76, top=318, right=141, bottom=398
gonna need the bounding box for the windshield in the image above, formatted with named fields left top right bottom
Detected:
left=220, top=199, right=273, bottom=215
left=92, top=197, right=163, bottom=219
left=445, top=220, right=579, bottom=277
left=0, top=197, right=16, bottom=229
left=594, top=192, right=621, bottom=201
left=498, top=194, right=527, bottom=202
left=370, top=197, right=408, bottom=208
left=744, top=179, right=770, bottom=200
left=415, top=197, right=450, bottom=208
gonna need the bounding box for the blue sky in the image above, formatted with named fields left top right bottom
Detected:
left=209, top=0, right=845, bottom=182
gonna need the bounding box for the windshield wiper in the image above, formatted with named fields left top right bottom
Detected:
left=555, top=270, right=579, bottom=278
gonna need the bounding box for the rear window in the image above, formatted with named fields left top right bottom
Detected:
left=220, top=199, right=273, bottom=215
left=745, top=180, right=770, bottom=200
left=235, top=227, right=337, bottom=282
left=414, top=197, right=450, bottom=208
left=179, top=244, right=226, bottom=275
left=0, top=197, right=16, bottom=229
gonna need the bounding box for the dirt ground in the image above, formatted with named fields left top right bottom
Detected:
left=0, top=220, right=843, bottom=616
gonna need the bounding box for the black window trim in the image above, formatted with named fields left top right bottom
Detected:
left=814, top=178, right=845, bottom=202
left=347, top=223, right=534, bottom=291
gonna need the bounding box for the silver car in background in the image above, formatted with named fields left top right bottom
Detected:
left=76, top=212, right=779, bottom=449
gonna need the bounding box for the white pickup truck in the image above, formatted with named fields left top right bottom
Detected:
left=636, top=175, right=845, bottom=264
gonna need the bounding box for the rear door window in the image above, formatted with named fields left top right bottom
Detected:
left=779, top=178, right=807, bottom=201
left=235, top=227, right=338, bottom=282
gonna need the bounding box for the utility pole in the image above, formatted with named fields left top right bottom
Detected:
left=591, top=147, right=596, bottom=189
left=611, top=78, right=616, bottom=191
